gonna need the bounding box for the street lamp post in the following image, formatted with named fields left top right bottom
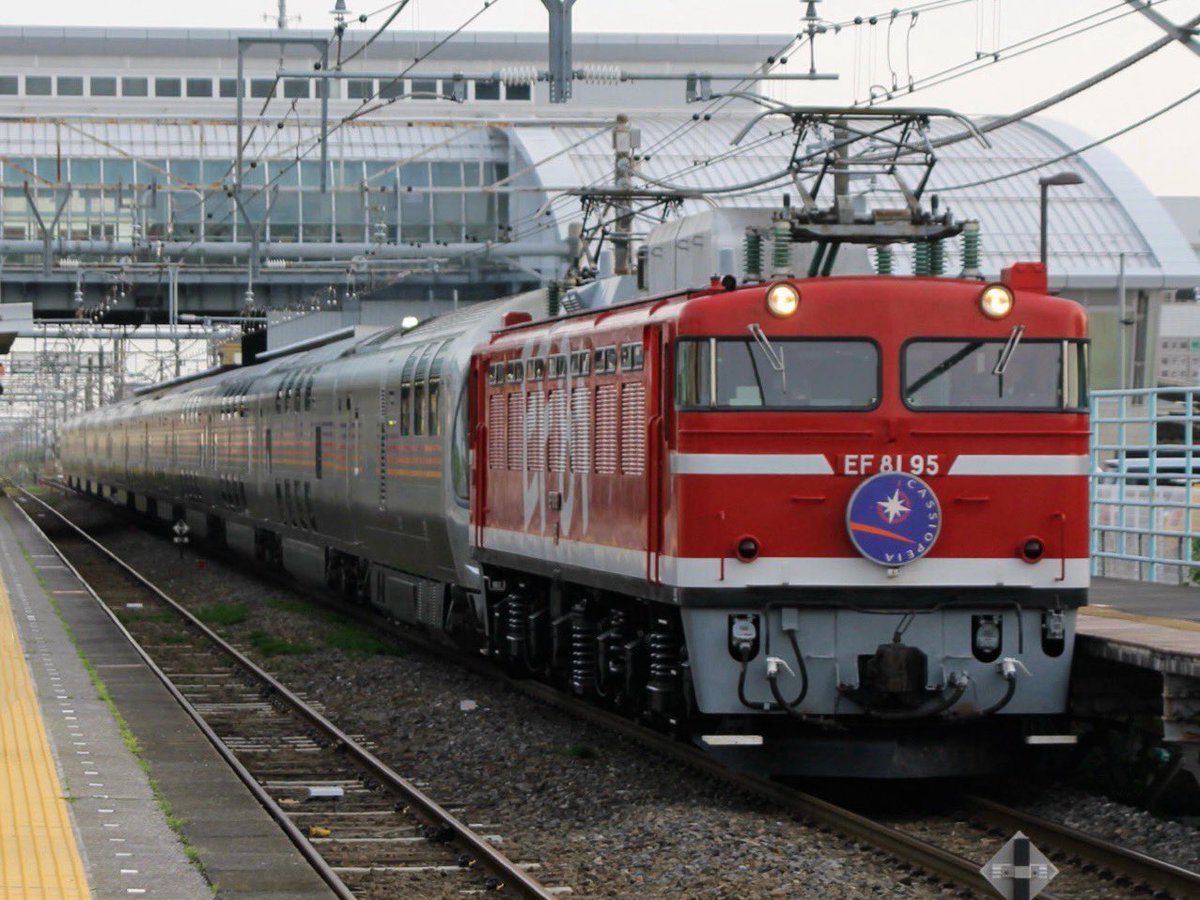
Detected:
left=1039, top=171, right=1085, bottom=266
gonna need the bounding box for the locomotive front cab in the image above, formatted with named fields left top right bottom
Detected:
left=665, top=272, right=1089, bottom=775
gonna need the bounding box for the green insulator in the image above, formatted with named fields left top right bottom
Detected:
left=546, top=281, right=561, bottom=317
left=875, top=245, right=893, bottom=275
left=960, top=219, right=981, bottom=279
left=772, top=221, right=792, bottom=276
left=743, top=230, right=763, bottom=280
left=930, top=239, right=945, bottom=276
left=914, top=242, right=931, bottom=277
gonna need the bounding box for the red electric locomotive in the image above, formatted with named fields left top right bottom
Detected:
left=471, top=262, right=1087, bottom=776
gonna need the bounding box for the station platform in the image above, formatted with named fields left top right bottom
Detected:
left=0, top=492, right=336, bottom=899
left=1081, top=577, right=1200, bottom=677
left=1074, top=577, right=1200, bottom=788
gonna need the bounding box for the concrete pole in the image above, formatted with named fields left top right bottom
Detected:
left=1117, top=252, right=1127, bottom=390
left=612, top=114, right=637, bottom=276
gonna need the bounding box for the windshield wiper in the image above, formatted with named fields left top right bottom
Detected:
left=992, top=324, right=1025, bottom=376
left=748, top=323, right=786, bottom=393
left=907, top=340, right=983, bottom=396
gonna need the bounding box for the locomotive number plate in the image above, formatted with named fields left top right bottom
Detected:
left=841, top=453, right=941, bottom=476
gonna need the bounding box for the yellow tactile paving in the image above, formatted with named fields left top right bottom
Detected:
left=1081, top=605, right=1200, bottom=634
left=0, top=568, right=89, bottom=899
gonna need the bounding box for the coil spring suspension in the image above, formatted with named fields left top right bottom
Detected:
left=504, top=593, right=529, bottom=662
left=569, top=609, right=598, bottom=696
left=645, top=624, right=681, bottom=715
left=596, top=609, right=632, bottom=695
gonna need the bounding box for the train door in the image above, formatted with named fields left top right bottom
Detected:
left=544, top=344, right=570, bottom=548
left=643, top=325, right=664, bottom=583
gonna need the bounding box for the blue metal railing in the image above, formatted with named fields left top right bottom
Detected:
left=1090, top=387, right=1200, bottom=584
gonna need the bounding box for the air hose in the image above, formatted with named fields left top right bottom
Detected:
left=766, top=630, right=809, bottom=717
left=856, top=675, right=968, bottom=722
left=737, top=630, right=808, bottom=715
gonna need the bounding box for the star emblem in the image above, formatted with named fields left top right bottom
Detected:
left=877, top=489, right=910, bottom=524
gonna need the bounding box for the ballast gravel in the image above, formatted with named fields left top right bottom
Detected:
left=1020, top=787, right=1200, bottom=872
left=49, top=494, right=1200, bottom=897
left=52, top=495, right=953, bottom=898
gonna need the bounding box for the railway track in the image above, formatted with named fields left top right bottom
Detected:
left=512, top=657, right=1200, bottom=898
left=10, top=485, right=555, bottom=900
left=31, top=480, right=1200, bottom=899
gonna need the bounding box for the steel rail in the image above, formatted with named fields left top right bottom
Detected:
left=36, top=478, right=995, bottom=895
left=504, top=678, right=998, bottom=896
left=51, top=478, right=1200, bottom=899
left=11, top=483, right=553, bottom=900
left=964, top=794, right=1200, bottom=898
left=5, top=488, right=357, bottom=900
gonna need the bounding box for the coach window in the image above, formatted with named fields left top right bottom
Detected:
left=399, top=349, right=417, bottom=435
left=414, top=343, right=438, bottom=435
left=428, top=343, right=449, bottom=437
left=451, top=386, right=469, bottom=504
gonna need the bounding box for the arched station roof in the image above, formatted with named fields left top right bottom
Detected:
left=511, top=114, right=1200, bottom=290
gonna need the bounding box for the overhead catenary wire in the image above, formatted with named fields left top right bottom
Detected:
left=865, top=0, right=1168, bottom=107
left=338, top=0, right=413, bottom=67
left=935, top=84, right=1200, bottom=192
left=932, top=10, right=1200, bottom=148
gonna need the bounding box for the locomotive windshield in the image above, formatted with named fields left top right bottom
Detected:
left=676, top=338, right=879, bottom=410
left=904, top=338, right=1088, bottom=410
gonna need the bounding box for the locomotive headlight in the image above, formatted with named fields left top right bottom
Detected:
left=979, top=284, right=1014, bottom=319
left=766, top=283, right=800, bottom=318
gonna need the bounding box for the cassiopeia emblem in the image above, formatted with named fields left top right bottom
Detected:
left=846, top=472, right=941, bottom=566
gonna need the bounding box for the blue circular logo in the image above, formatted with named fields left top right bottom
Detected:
left=846, top=472, right=942, bottom=567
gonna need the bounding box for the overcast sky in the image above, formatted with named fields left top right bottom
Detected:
left=8, top=1, right=1200, bottom=196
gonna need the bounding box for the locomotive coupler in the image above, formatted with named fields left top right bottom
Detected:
left=863, top=640, right=928, bottom=703
left=839, top=641, right=971, bottom=719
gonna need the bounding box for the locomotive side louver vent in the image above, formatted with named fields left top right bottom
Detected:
left=620, top=383, right=646, bottom=477
left=488, top=395, right=506, bottom=470
left=526, top=391, right=546, bottom=471
left=595, top=384, right=619, bottom=475
left=507, top=393, right=525, bottom=470
left=570, top=387, right=591, bottom=472
left=548, top=389, right=568, bottom=473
